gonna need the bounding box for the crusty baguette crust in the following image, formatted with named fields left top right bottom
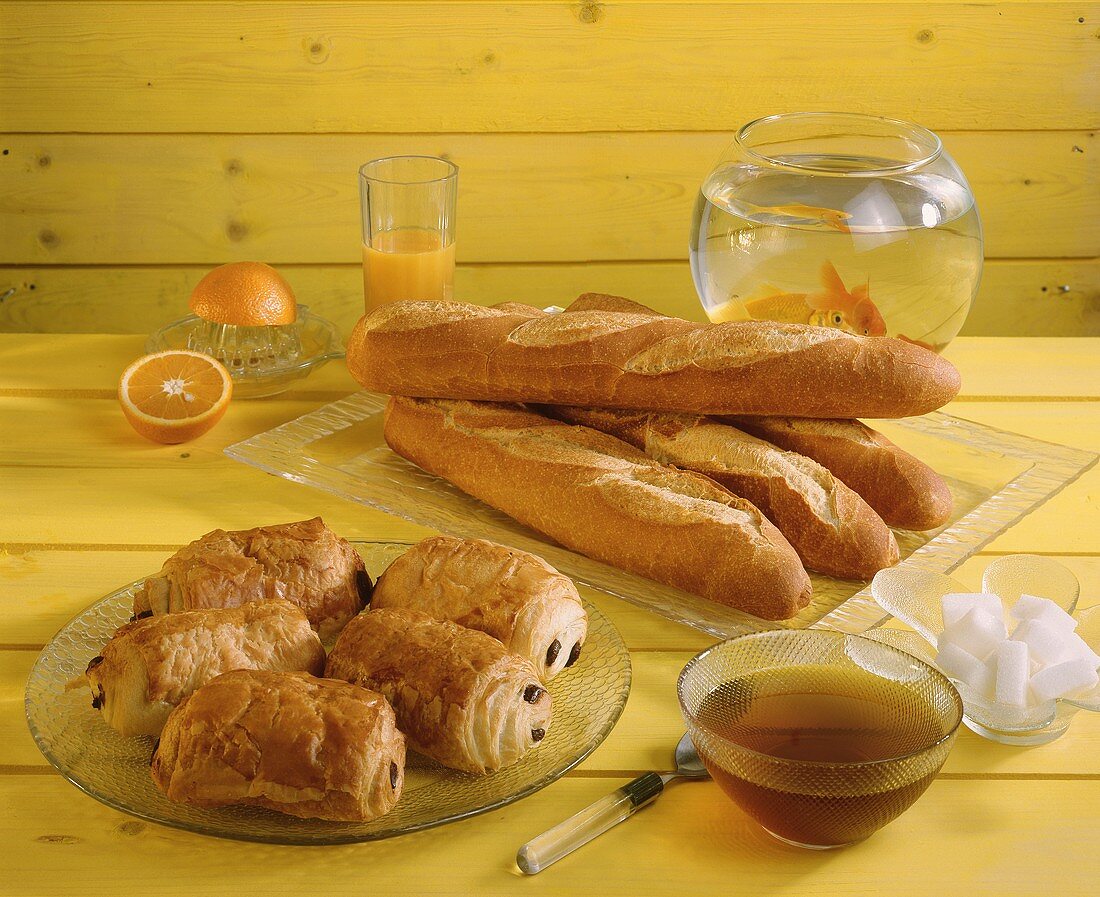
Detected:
left=382, top=397, right=812, bottom=620
left=151, top=670, right=405, bottom=822
left=567, top=292, right=664, bottom=316
left=564, top=294, right=953, bottom=531
left=347, top=300, right=960, bottom=418
left=720, top=416, right=954, bottom=531
left=544, top=406, right=898, bottom=580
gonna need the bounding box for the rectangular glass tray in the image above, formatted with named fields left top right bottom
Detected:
left=226, top=392, right=1097, bottom=639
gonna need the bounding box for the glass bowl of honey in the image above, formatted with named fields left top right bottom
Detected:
left=678, top=630, right=963, bottom=849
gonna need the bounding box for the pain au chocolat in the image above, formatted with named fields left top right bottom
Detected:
left=371, top=536, right=588, bottom=681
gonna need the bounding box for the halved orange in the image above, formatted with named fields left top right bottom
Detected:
left=119, top=350, right=233, bottom=444
left=189, top=261, right=297, bottom=326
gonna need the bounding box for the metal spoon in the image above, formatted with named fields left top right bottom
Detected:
left=516, top=732, right=709, bottom=874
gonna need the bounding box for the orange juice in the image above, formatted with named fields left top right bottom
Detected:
left=362, top=228, right=456, bottom=311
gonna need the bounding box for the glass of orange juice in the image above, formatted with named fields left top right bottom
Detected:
left=358, top=155, right=458, bottom=312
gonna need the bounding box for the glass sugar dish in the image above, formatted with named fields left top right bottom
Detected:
left=870, top=556, right=1100, bottom=745
left=147, top=306, right=343, bottom=399
left=689, top=112, right=983, bottom=351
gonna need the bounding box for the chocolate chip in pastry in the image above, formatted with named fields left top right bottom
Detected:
left=371, top=535, right=588, bottom=681
left=85, top=599, right=325, bottom=737
left=132, top=517, right=368, bottom=641
left=325, top=608, right=552, bottom=774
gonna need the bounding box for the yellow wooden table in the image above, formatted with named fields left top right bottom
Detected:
left=2, top=334, right=1097, bottom=896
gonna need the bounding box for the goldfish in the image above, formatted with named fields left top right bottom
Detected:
left=741, top=261, right=888, bottom=336
left=744, top=202, right=853, bottom=233
left=898, top=334, right=935, bottom=350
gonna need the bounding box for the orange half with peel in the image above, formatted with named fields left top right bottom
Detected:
left=189, top=261, right=297, bottom=326
left=119, top=350, right=233, bottom=444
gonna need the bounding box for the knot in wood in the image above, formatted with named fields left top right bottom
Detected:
left=226, top=220, right=249, bottom=242
left=577, top=2, right=603, bottom=24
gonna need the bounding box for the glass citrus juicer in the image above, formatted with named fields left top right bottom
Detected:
left=147, top=262, right=343, bottom=398
left=689, top=112, right=983, bottom=351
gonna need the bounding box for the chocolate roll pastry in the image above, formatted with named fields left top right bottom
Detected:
left=151, top=669, right=405, bottom=823
left=133, top=517, right=369, bottom=641
left=85, top=599, right=325, bottom=737
left=325, top=608, right=552, bottom=774
left=371, top=535, right=588, bottom=680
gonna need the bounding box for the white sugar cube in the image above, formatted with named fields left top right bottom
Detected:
left=1030, top=659, right=1100, bottom=703
left=995, top=641, right=1030, bottom=707
left=1010, top=593, right=1046, bottom=620
left=1059, top=632, right=1100, bottom=670
left=1011, top=594, right=1077, bottom=634
left=941, top=608, right=1007, bottom=661
left=1010, top=619, right=1070, bottom=668
left=942, top=592, right=1003, bottom=627
left=936, top=641, right=984, bottom=683
left=936, top=642, right=995, bottom=699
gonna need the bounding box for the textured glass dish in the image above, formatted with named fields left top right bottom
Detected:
left=24, top=542, right=632, bottom=845
left=870, top=556, right=1100, bottom=745
left=225, top=392, right=1097, bottom=640
left=146, top=305, right=344, bottom=398
left=678, top=630, right=962, bottom=849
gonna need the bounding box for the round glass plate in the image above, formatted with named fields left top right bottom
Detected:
left=24, top=542, right=632, bottom=845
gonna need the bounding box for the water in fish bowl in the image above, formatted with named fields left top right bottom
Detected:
left=689, top=156, right=983, bottom=351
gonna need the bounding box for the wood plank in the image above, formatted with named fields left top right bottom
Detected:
left=1, top=776, right=1097, bottom=897
left=3, top=547, right=1098, bottom=649
left=943, top=338, right=1100, bottom=399
left=7, top=648, right=1100, bottom=775
left=1, top=131, right=1094, bottom=265
left=2, top=3, right=1095, bottom=132
left=961, top=260, right=1100, bottom=338
left=0, top=429, right=1094, bottom=550
left=2, top=334, right=1098, bottom=399
left=0, top=397, right=331, bottom=469
left=0, top=467, right=436, bottom=546
left=0, top=263, right=705, bottom=334
left=2, top=257, right=1097, bottom=337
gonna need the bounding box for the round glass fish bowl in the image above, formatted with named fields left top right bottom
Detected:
left=689, top=112, right=983, bottom=352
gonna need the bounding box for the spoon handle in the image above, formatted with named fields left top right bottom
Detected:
left=516, top=772, right=665, bottom=874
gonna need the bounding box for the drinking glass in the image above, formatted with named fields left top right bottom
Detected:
left=689, top=112, right=982, bottom=351
left=358, top=155, right=458, bottom=312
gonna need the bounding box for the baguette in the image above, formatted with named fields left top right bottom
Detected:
left=565, top=293, right=953, bottom=531
left=347, top=300, right=960, bottom=418
left=720, top=416, right=954, bottom=531
left=544, top=406, right=898, bottom=580
left=382, top=396, right=812, bottom=620
left=566, top=293, right=663, bottom=316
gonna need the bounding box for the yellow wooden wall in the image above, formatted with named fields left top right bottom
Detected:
left=0, top=1, right=1096, bottom=335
